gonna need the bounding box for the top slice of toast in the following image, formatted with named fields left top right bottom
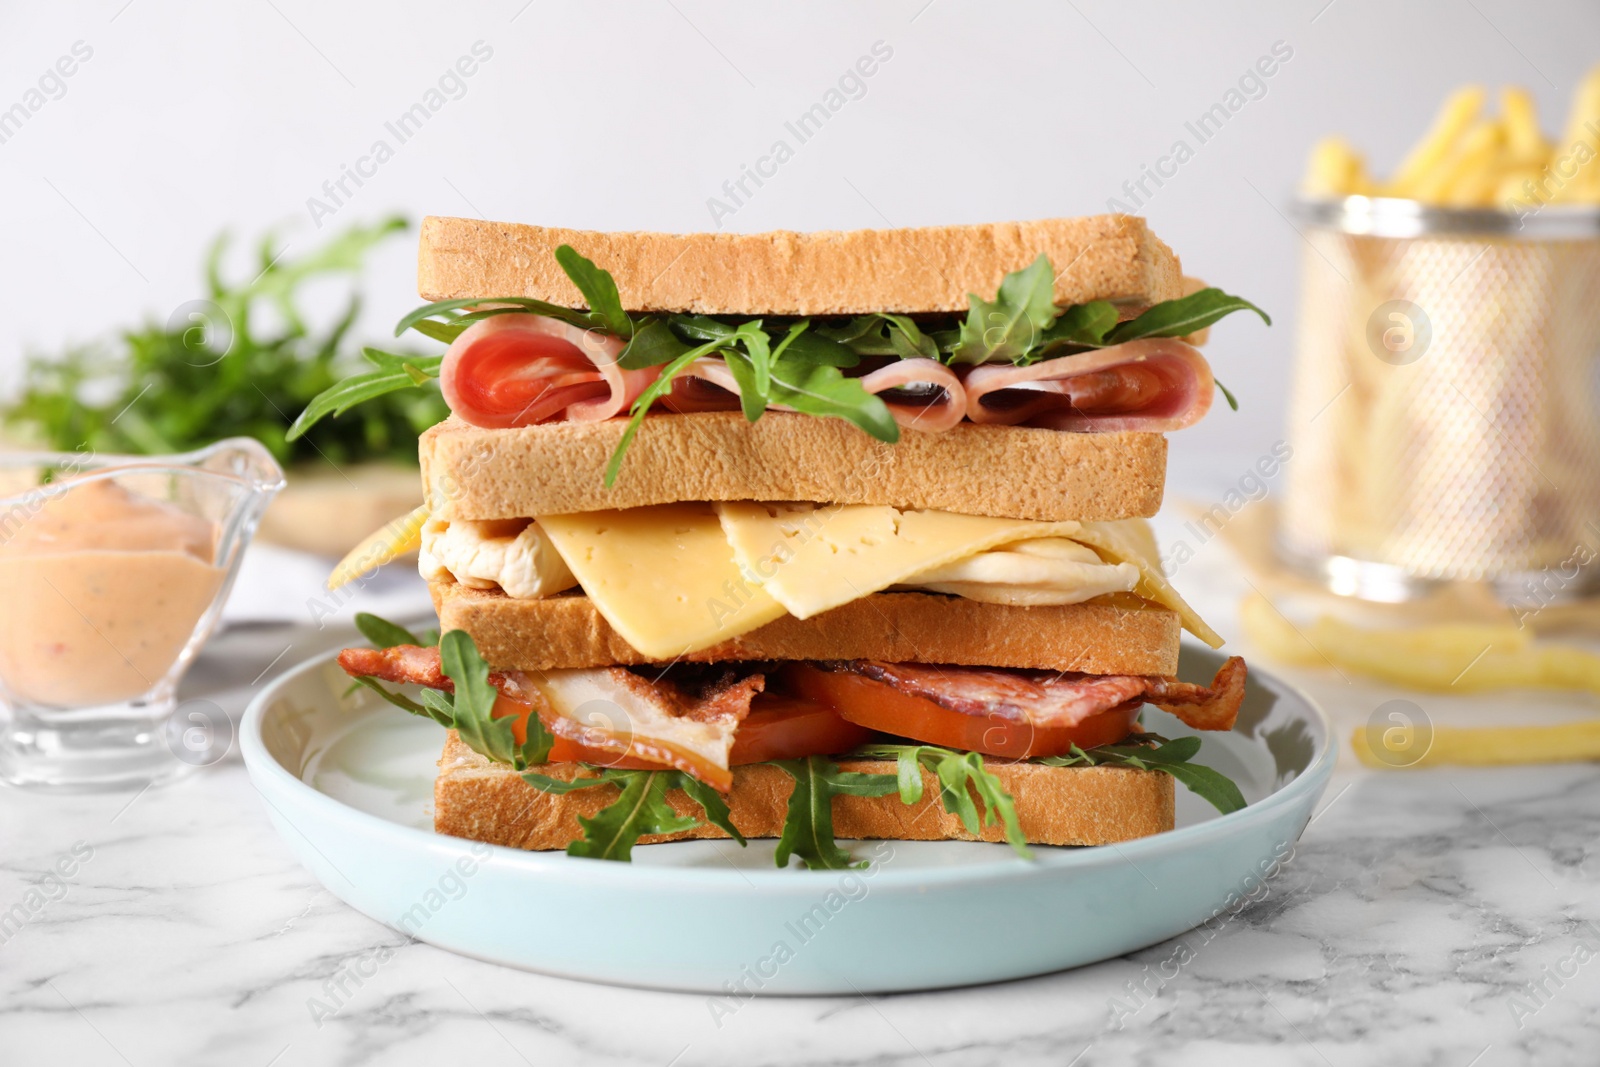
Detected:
left=417, top=214, right=1185, bottom=316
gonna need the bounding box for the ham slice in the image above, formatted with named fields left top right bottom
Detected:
left=832, top=656, right=1246, bottom=732
left=337, top=646, right=760, bottom=790
left=438, top=313, right=659, bottom=429
left=658, top=355, right=967, bottom=431
left=961, top=338, right=1214, bottom=432
left=858, top=358, right=968, bottom=432
left=658, top=356, right=744, bottom=414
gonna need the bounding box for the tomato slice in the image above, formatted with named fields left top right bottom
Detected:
left=490, top=691, right=873, bottom=771
left=781, top=663, right=1139, bottom=759
left=728, top=694, right=875, bottom=764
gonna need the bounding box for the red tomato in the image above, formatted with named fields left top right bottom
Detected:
left=492, top=691, right=872, bottom=770
left=781, top=664, right=1138, bottom=759
left=728, top=694, right=875, bottom=764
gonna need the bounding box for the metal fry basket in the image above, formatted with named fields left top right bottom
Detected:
left=1277, top=196, right=1600, bottom=601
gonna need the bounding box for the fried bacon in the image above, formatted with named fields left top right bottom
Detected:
left=830, top=656, right=1246, bottom=732
left=337, top=646, right=761, bottom=790
left=339, top=645, right=1248, bottom=788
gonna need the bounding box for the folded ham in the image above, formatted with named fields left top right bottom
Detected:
left=435, top=317, right=1210, bottom=435
left=439, top=313, right=660, bottom=429
left=657, top=355, right=967, bottom=432
left=830, top=656, right=1246, bottom=732
left=962, top=338, right=1215, bottom=432
left=858, top=357, right=967, bottom=432
left=658, top=356, right=743, bottom=414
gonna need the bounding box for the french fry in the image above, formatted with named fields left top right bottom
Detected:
left=1352, top=719, right=1600, bottom=768
left=1554, top=64, right=1600, bottom=202
left=1388, top=85, right=1486, bottom=198
left=328, top=504, right=430, bottom=590
left=1420, top=120, right=1505, bottom=205
left=1302, top=136, right=1363, bottom=198
left=1239, top=593, right=1600, bottom=694
left=1307, top=72, right=1600, bottom=207
left=1495, top=165, right=1552, bottom=209
left=1501, top=86, right=1549, bottom=164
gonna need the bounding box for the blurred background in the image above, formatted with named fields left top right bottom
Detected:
left=2, top=0, right=1596, bottom=467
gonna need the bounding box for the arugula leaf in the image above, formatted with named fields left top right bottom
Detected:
left=568, top=770, right=702, bottom=862
left=1, top=216, right=447, bottom=467
left=435, top=630, right=519, bottom=765
left=1037, top=733, right=1246, bottom=815
left=617, top=317, right=691, bottom=370
left=554, top=244, right=634, bottom=338
left=772, top=756, right=898, bottom=869
left=393, top=296, right=604, bottom=340
left=354, top=612, right=426, bottom=649
left=1038, top=300, right=1119, bottom=349
left=724, top=342, right=900, bottom=444
left=286, top=349, right=442, bottom=442
left=1104, top=288, right=1271, bottom=346
left=520, top=767, right=746, bottom=857
left=1215, top=377, right=1240, bottom=411
left=882, top=314, right=939, bottom=361
left=854, top=744, right=1030, bottom=858
left=718, top=322, right=775, bottom=422
left=351, top=675, right=452, bottom=727
left=519, top=769, right=615, bottom=794
left=676, top=773, right=747, bottom=846
left=815, top=315, right=885, bottom=351
left=408, top=318, right=467, bottom=345
left=818, top=314, right=938, bottom=361
left=741, top=321, right=773, bottom=404
left=950, top=254, right=1059, bottom=365
left=773, top=328, right=859, bottom=368
left=670, top=315, right=739, bottom=343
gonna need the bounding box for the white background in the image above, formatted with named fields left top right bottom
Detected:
left=1, top=0, right=1595, bottom=462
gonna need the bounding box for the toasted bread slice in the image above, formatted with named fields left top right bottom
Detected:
left=417, top=215, right=1184, bottom=316
left=431, top=584, right=1179, bottom=675
left=420, top=413, right=1166, bottom=522
left=434, top=732, right=1175, bottom=850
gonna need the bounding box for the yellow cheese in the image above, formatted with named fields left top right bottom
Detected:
left=538, top=503, right=787, bottom=660
left=714, top=502, right=1085, bottom=620
left=1071, top=519, right=1224, bottom=648
left=326, top=504, right=430, bottom=591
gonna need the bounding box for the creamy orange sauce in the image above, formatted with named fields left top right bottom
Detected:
left=0, top=479, right=225, bottom=706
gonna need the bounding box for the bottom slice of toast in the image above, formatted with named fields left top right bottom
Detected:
left=433, top=732, right=1175, bottom=850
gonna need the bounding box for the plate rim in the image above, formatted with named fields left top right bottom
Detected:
left=242, top=646, right=1336, bottom=890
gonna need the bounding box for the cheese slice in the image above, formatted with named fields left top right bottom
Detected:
left=327, top=505, right=429, bottom=591
left=1071, top=519, right=1224, bottom=648
left=903, top=538, right=1141, bottom=606
left=538, top=503, right=787, bottom=660
left=714, top=502, right=1085, bottom=620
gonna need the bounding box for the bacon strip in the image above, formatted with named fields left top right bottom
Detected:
left=858, top=358, right=968, bottom=432
left=439, top=313, right=659, bottom=429
left=1143, top=655, right=1248, bottom=732
left=337, top=646, right=761, bottom=790
left=961, top=338, right=1215, bottom=432
left=338, top=645, right=534, bottom=698
left=833, top=656, right=1246, bottom=732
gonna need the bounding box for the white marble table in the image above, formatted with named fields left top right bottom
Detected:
left=4, top=501, right=1599, bottom=1067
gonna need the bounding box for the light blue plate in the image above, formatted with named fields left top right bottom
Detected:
left=242, top=645, right=1332, bottom=994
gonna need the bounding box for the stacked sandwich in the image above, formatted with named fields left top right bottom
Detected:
left=306, top=214, right=1266, bottom=867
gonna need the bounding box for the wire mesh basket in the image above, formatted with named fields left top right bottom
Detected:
left=1277, top=196, right=1600, bottom=602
